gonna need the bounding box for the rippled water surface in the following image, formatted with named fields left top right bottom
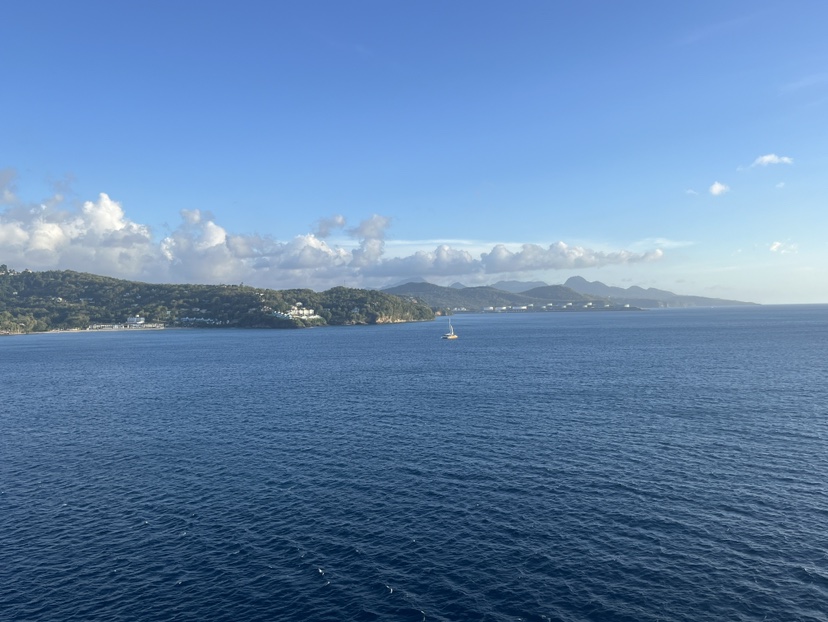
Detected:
left=2, top=306, right=828, bottom=621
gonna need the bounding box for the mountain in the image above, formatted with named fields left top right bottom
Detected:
left=563, top=276, right=756, bottom=307
left=384, top=282, right=525, bottom=309
left=490, top=280, right=549, bottom=293
left=384, top=277, right=757, bottom=311
left=383, top=281, right=597, bottom=310
left=521, top=285, right=590, bottom=301
left=384, top=276, right=429, bottom=288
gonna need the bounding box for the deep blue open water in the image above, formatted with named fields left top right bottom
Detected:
left=2, top=306, right=828, bottom=621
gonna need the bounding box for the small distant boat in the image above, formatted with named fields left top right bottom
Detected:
left=441, top=319, right=458, bottom=340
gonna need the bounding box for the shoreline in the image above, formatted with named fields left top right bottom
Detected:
left=1, top=326, right=170, bottom=337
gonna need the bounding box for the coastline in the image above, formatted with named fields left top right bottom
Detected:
left=1, top=325, right=168, bottom=337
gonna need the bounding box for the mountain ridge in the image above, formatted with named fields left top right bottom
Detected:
left=384, top=277, right=755, bottom=309
left=563, top=276, right=755, bottom=307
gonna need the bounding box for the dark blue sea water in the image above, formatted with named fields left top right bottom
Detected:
left=2, top=306, right=828, bottom=621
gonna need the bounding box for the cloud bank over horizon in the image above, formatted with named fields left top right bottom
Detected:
left=0, top=174, right=663, bottom=289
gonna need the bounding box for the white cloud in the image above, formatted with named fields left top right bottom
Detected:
left=361, top=244, right=479, bottom=278
left=751, top=154, right=793, bottom=167
left=479, top=242, right=663, bottom=273
left=0, top=220, right=28, bottom=247
left=348, top=214, right=391, bottom=240
left=776, top=182, right=786, bottom=189
left=0, top=174, right=666, bottom=289
left=709, top=181, right=730, bottom=196
left=360, top=241, right=663, bottom=280
left=314, top=214, right=346, bottom=238
left=769, top=241, right=797, bottom=254
left=1, top=189, right=159, bottom=277
left=0, top=168, right=18, bottom=204
left=685, top=189, right=698, bottom=196
left=348, top=214, right=391, bottom=267
left=630, top=237, right=694, bottom=251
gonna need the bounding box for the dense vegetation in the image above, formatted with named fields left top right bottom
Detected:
left=0, top=266, right=434, bottom=333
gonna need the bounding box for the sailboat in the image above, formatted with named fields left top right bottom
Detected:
left=441, top=318, right=458, bottom=339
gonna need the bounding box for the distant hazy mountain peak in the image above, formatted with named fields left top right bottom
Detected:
left=564, top=276, right=753, bottom=306
left=490, top=279, right=549, bottom=293
left=382, top=277, right=430, bottom=290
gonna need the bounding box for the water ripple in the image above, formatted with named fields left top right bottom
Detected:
left=2, top=307, right=828, bottom=620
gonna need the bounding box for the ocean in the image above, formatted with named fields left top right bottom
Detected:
left=2, top=306, right=827, bottom=621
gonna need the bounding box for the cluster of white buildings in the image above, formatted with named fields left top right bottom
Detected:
left=89, top=316, right=165, bottom=330
left=481, top=302, right=631, bottom=313
left=272, top=303, right=320, bottom=320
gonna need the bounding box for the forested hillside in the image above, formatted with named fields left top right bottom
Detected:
left=0, top=266, right=433, bottom=333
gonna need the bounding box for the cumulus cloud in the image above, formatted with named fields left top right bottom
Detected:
left=1, top=168, right=18, bottom=204
left=709, top=181, right=730, bottom=196
left=1, top=173, right=665, bottom=289
left=357, top=241, right=662, bottom=280
left=348, top=214, right=391, bottom=267
left=0, top=188, right=157, bottom=276
left=361, top=245, right=479, bottom=278
left=480, top=243, right=663, bottom=273
left=348, top=214, right=391, bottom=241
left=313, top=214, right=346, bottom=238
left=751, top=154, right=793, bottom=167
left=158, top=214, right=350, bottom=284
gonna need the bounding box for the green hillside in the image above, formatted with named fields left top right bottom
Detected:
left=0, top=266, right=434, bottom=333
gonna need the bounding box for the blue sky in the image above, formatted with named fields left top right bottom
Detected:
left=2, top=1, right=826, bottom=303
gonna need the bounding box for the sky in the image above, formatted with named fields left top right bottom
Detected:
left=2, top=1, right=827, bottom=304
